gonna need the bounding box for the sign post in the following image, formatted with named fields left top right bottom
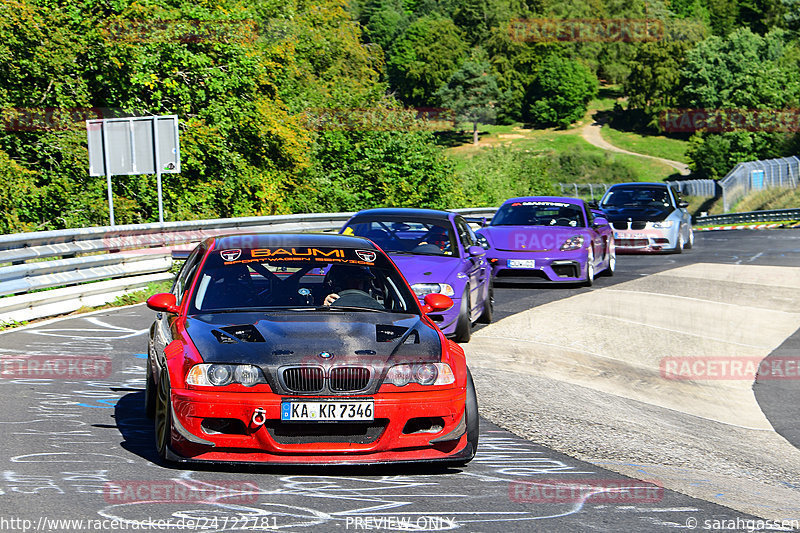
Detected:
left=87, top=115, right=180, bottom=225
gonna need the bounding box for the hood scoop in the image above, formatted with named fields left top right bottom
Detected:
left=376, top=324, right=419, bottom=344
left=212, top=324, right=266, bottom=344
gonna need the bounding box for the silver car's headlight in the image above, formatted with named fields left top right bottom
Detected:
left=411, top=283, right=455, bottom=297
left=186, top=364, right=266, bottom=387
left=649, top=220, right=674, bottom=229
left=560, top=235, right=585, bottom=251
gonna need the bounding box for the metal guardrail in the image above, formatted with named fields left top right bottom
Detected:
left=695, top=208, right=800, bottom=226
left=0, top=207, right=497, bottom=324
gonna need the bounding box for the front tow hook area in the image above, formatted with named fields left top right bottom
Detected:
left=250, top=407, right=266, bottom=430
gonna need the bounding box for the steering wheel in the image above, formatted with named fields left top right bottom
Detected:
left=555, top=217, right=574, bottom=227
left=330, top=289, right=384, bottom=310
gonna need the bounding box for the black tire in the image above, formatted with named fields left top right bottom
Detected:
left=144, top=357, right=156, bottom=419
left=154, top=370, right=173, bottom=461
left=453, top=288, right=472, bottom=343
left=451, top=369, right=479, bottom=467
left=476, top=283, right=493, bottom=324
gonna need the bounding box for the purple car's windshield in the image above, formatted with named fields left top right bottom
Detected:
left=491, top=201, right=586, bottom=227
left=189, top=247, right=418, bottom=314
left=344, top=219, right=457, bottom=256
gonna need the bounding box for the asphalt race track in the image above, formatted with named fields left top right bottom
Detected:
left=0, top=229, right=798, bottom=532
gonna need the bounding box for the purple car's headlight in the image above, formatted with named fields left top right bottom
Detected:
left=411, top=283, right=455, bottom=298
left=560, top=235, right=585, bottom=251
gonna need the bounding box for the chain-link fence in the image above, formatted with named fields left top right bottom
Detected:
left=719, top=156, right=800, bottom=211
left=557, top=180, right=719, bottom=202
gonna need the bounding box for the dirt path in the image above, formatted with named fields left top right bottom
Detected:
left=581, top=117, right=691, bottom=176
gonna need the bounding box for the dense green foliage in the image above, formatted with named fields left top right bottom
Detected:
left=436, top=54, right=501, bottom=144
left=3, top=0, right=800, bottom=232
left=0, top=0, right=457, bottom=231
left=525, top=56, right=598, bottom=128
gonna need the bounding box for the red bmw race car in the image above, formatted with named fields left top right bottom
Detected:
left=145, top=233, right=478, bottom=466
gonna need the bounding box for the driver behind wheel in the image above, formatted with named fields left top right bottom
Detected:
left=322, top=264, right=376, bottom=306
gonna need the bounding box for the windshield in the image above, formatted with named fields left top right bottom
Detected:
left=601, top=187, right=673, bottom=209
left=343, top=219, right=457, bottom=256
left=491, top=201, right=586, bottom=227
left=189, top=247, right=418, bottom=314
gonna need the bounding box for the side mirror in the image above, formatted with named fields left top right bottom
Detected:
left=593, top=216, right=609, bottom=226
left=467, top=245, right=485, bottom=257
left=146, top=293, right=180, bottom=314
left=422, top=293, right=454, bottom=314
left=678, top=201, right=689, bottom=208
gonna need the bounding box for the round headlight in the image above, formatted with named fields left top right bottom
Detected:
left=387, top=365, right=413, bottom=387
left=207, top=364, right=233, bottom=386
left=234, top=365, right=260, bottom=387
left=415, top=364, right=438, bottom=385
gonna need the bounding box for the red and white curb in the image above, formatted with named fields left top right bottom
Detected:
left=697, top=223, right=785, bottom=231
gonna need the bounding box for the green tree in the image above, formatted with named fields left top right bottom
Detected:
left=296, top=105, right=456, bottom=211
left=525, top=55, right=598, bottom=128
left=678, top=28, right=800, bottom=177
left=624, top=41, right=690, bottom=128
left=387, top=16, right=469, bottom=106
left=359, top=0, right=410, bottom=51
left=436, top=54, right=502, bottom=145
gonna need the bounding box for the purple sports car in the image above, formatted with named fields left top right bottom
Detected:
left=477, top=197, right=615, bottom=286
left=341, top=208, right=493, bottom=343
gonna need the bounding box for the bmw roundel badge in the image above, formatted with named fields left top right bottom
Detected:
left=319, top=351, right=333, bottom=359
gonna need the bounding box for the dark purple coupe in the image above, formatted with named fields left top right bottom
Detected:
left=477, top=197, right=616, bottom=285
left=341, top=208, right=493, bottom=343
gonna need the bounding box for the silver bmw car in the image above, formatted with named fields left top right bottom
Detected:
left=598, top=182, right=694, bottom=253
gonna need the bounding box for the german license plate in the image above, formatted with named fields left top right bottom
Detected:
left=508, top=259, right=536, bottom=268
left=280, top=401, right=374, bottom=421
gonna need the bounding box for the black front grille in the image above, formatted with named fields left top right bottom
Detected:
left=552, top=263, right=579, bottom=278
left=497, top=269, right=548, bottom=279
left=265, top=420, right=388, bottom=444
left=330, top=367, right=370, bottom=392
left=631, top=221, right=647, bottom=230
left=617, top=238, right=649, bottom=247
left=283, top=367, right=324, bottom=392
left=612, top=221, right=628, bottom=230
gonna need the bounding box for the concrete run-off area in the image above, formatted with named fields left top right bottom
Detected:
left=467, top=262, right=800, bottom=521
